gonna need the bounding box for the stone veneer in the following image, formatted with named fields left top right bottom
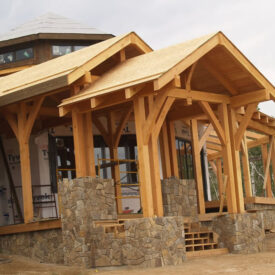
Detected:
left=59, top=177, right=117, bottom=267
left=91, top=217, right=186, bottom=268
left=59, top=177, right=186, bottom=268
left=0, top=229, right=64, bottom=264
left=162, top=178, right=198, bottom=220
left=212, top=213, right=265, bottom=253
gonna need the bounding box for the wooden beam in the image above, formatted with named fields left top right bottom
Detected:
left=227, top=106, right=245, bottom=213
left=154, top=34, right=220, bottom=90
left=0, top=219, right=61, bottom=235
left=133, top=96, right=154, bottom=217
left=216, top=158, right=224, bottom=199
left=185, top=62, right=198, bottom=91
left=218, top=103, right=238, bottom=213
left=231, top=89, right=269, bottom=108
left=199, top=101, right=226, bottom=145
left=167, top=120, right=179, bottom=177
left=234, top=103, right=257, bottom=150
left=199, top=124, right=213, bottom=151
left=93, top=116, right=111, bottom=147
left=114, top=106, right=133, bottom=147
left=201, top=58, right=238, bottom=95
left=262, top=137, right=274, bottom=197
left=191, top=119, right=205, bottom=214
left=72, top=109, right=96, bottom=178
left=241, top=136, right=252, bottom=197
left=168, top=88, right=230, bottom=104
left=159, top=121, right=172, bottom=178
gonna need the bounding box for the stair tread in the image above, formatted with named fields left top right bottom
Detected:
left=185, top=242, right=217, bottom=248
left=186, top=248, right=229, bottom=258
left=185, top=237, right=209, bottom=241
left=185, top=231, right=212, bottom=234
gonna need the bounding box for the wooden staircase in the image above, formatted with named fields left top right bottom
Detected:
left=184, top=222, right=229, bottom=258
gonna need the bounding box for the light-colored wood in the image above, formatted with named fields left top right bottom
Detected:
left=241, top=136, right=252, bottom=197
left=206, top=142, right=222, bottom=152
left=245, top=196, right=275, bottom=205
left=219, top=33, right=274, bottom=97
left=159, top=121, right=172, bottom=178
left=3, top=112, right=19, bottom=139
left=191, top=119, right=205, bottom=214
left=228, top=106, right=245, bottom=212
left=201, top=58, right=238, bottom=95
left=168, top=88, right=230, bottom=104
left=219, top=175, right=228, bottom=213
left=234, top=103, right=257, bottom=150
left=218, top=103, right=238, bottom=213
left=271, top=137, right=275, bottom=196
left=185, top=62, right=198, bottom=91
left=0, top=65, right=33, bottom=76
left=0, top=219, right=61, bottom=235
left=262, top=139, right=273, bottom=197
left=216, top=158, right=224, bottom=198
left=154, top=33, right=220, bottom=90
left=167, top=120, right=179, bottom=177
left=199, top=124, right=213, bottom=151
left=230, top=89, right=269, bottom=108
left=199, top=101, right=225, bottom=145
left=93, top=116, right=110, bottom=147
left=133, top=96, right=154, bottom=217
left=72, top=109, right=96, bottom=177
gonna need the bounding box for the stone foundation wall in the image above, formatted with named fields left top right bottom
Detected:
left=59, top=177, right=186, bottom=268
left=91, top=217, right=186, bottom=268
left=59, top=177, right=117, bottom=267
left=0, top=229, right=64, bottom=264
left=212, top=213, right=265, bottom=254
left=162, top=178, right=198, bottom=220
left=246, top=203, right=275, bottom=211
left=260, top=209, right=275, bottom=230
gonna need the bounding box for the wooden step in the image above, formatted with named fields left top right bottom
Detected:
left=186, top=248, right=229, bottom=258
left=185, top=237, right=210, bottom=245
left=185, top=242, right=218, bottom=251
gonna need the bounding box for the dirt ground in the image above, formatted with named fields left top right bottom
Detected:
left=0, top=234, right=275, bottom=275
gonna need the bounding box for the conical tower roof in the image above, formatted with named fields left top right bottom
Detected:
left=0, top=13, right=113, bottom=46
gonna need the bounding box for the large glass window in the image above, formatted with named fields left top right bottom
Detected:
left=0, top=52, right=14, bottom=64
left=0, top=48, right=33, bottom=65
left=176, top=138, right=194, bottom=179
left=15, top=48, right=33, bottom=61
left=52, top=45, right=87, bottom=56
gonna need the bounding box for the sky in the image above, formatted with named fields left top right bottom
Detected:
left=0, top=0, right=274, bottom=115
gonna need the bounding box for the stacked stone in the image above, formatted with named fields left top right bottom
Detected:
left=91, top=217, right=186, bottom=268
left=59, top=177, right=117, bottom=267
left=162, top=177, right=198, bottom=220
left=212, top=213, right=265, bottom=254
left=0, top=229, right=64, bottom=264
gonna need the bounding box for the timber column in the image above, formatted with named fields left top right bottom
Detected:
left=72, top=109, right=96, bottom=178
left=133, top=96, right=154, bottom=217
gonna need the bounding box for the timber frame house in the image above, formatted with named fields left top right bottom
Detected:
left=0, top=30, right=275, bottom=234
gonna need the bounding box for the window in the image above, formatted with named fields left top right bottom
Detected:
left=52, top=45, right=87, bottom=56
left=0, top=48, right=33, bottom=65
left=176, top=138, right=194, bottom=179
left=0, top=52, right=14, bottom=64
left=15, top=48, right=33, bottom=61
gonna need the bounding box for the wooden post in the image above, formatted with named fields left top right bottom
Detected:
left=261, top=142, right=273, bottom=197
left=133, top=97, right=154, bottom=217
left=216, top=158, right=224, bottom=200
left=72, top=109, right=96, bottom=178
left=218, top=104, right=238, bottom=213
left=271, top=137, right=275, bottom=195
left=241, top=136, right=252, bottom=197
left=228, top=107, right=245, bottom=213
left=167, top=120, right=179, bottom=178
left=108, top=112, right=123, bottom=213
left=191, top=119, right=205, bottom=214
left=159, top=121, right=172, bottom=179
left=4, top=98, right=44, bottom=223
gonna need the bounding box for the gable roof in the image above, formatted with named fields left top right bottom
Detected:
left=59, top=31, right=275, bottom=108
left=0, top=32, right=152, bottom=107
left=0, top=13, right=113, bottom=47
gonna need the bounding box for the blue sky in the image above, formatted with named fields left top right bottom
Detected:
left=1, top=0, right=274, bottom=115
